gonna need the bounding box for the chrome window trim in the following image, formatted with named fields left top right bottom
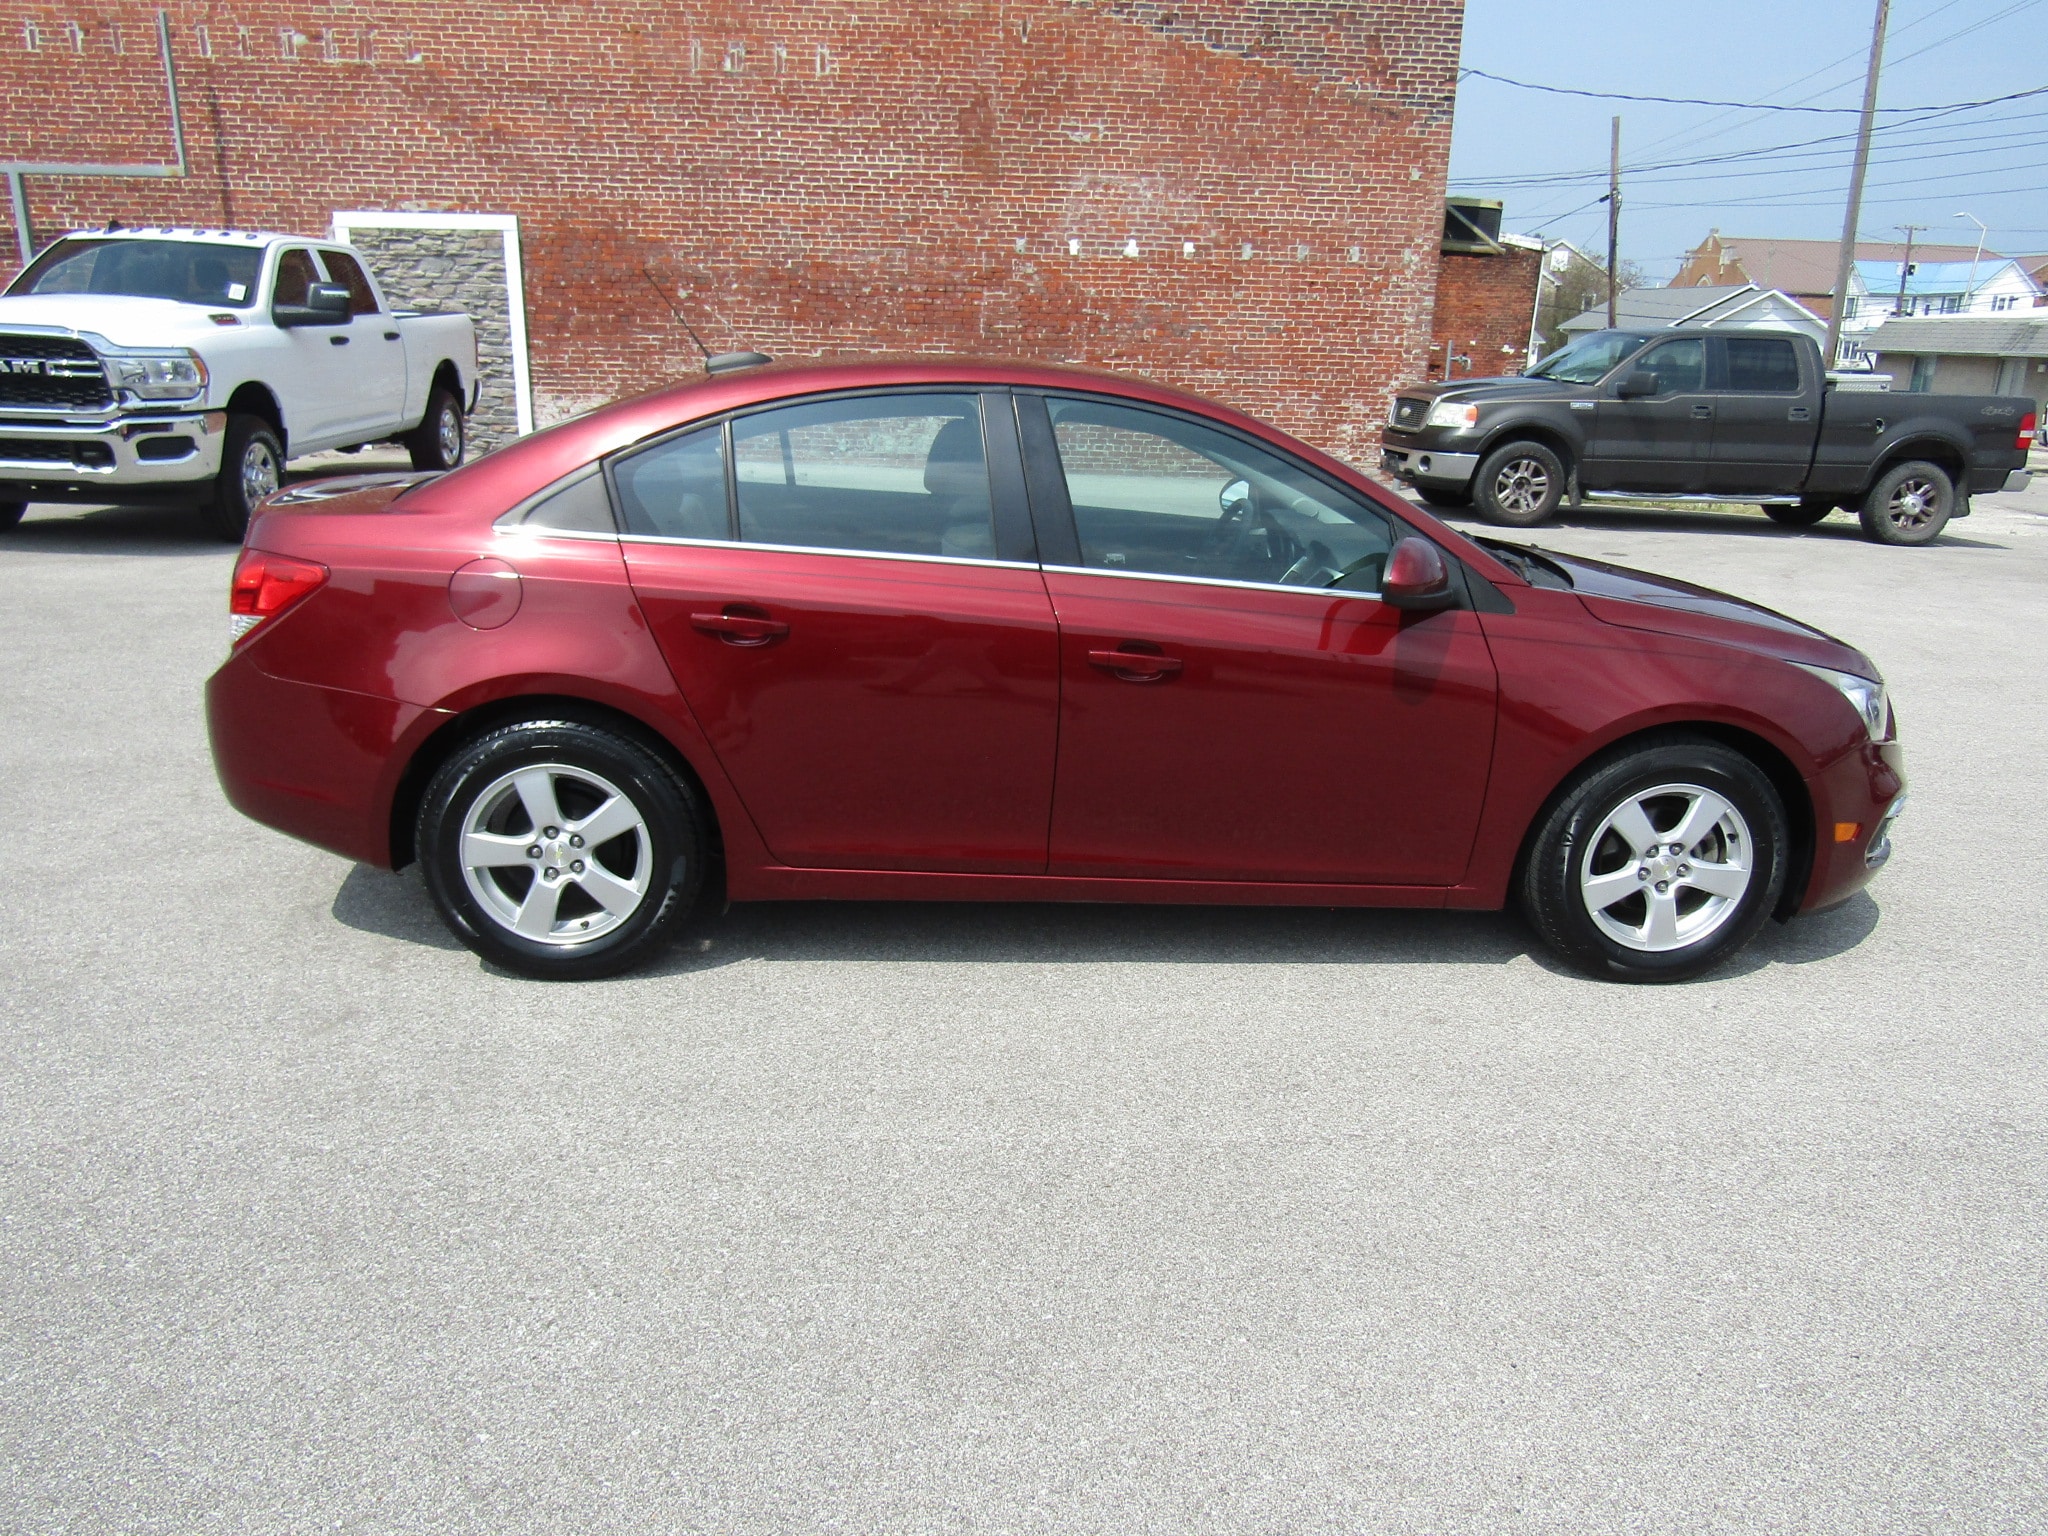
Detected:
left=491, top=524, right=619, bottom=544
left=615, top=532, right=1039, bottom=572
left=1041, top=562, right=1384, bottom=602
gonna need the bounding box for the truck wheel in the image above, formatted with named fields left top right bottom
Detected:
left=1415, top=486, right=1473, bottom=510
left=0, top=501, right=25, bottom=532
left=406, top=386, right=466, bottom=472
left=1474, top=441, right=1566, bottom=527
left=1764, top=499, right=1833, bottom=527
left=205, top=415, right=284, bottom=543
left=1859, top=461, right=1953, bottom=546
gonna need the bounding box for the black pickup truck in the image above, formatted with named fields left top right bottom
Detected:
left=1379, top=327, right=2035, bottom=545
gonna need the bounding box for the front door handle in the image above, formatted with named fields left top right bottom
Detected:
left=1691, top=403, right=1713, bottom=418
left=329, top=334, right=350, bottom=346
left=383, top=330, right=401, bottom=341
left=1788, top=406, right=1811, bottom=421
left=690, top=608, right=788, bottom=646
left=1088, top=646, right=1182, bottom=682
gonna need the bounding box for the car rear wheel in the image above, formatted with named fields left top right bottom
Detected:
left=417, top=719, right=707, bottom=979
left=406, top=386, right=466, bottom=472
left=1859, top=460, right=1953, bottom=545
left=205, top=414, right=283, bottom=542
left=0, top=501, right=24, bottom=532
left=1520, top=738, right=1788, bottom=982
left=1473, top=441, right=1566, bottom=527
left=1764, top=499, right=1833, bottom=527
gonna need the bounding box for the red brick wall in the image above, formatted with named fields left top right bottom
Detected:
left=1, top=1, right=1463, bottom=463
left=1429, top=248, right=1540, bottom=381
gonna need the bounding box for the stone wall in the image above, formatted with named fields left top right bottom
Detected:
left=342, top=225, right=519, bottom=451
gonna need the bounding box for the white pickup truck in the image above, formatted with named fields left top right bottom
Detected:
left=0, top=228, right=478, bottom=538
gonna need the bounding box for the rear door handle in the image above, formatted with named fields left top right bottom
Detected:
left=690, top=608, right=788, bottom=645
left=1691, top=403, right=1713, bottom=418
left=1088, top=646, right=1182, bottom=681
left=329, top=334, right=350, bottom=346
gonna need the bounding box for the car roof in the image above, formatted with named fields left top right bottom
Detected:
left=52, top=228, right=308, bottom=248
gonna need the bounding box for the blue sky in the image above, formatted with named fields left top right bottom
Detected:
left=1448, top=0, right=2048, bottom=279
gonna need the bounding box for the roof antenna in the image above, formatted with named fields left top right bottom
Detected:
left=641, top=267, right=771, bottom=376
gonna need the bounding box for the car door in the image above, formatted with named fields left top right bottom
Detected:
left=1581, top=335, right=1711, bottom=493
left=1021, top=393, right=1499, bottom=886
left=267, top=245, right=353, bottom=451
left=317, top=248, right=409, bottom=443
left=1705, top=334, right=1814, bottom=496
left=616, top=389, right=1061, bottom=873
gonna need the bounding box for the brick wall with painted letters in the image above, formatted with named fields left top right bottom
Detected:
left=1, top=1, right=1463, bottom=462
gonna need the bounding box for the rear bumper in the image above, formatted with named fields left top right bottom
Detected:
left=1800, top=737, right=1907, bottom=912
left=1999, top=467, right=2032, bottom=495
left=206, top=643, right=440, bottom=869
left=0, top=409, right=226, bottom=503
left=1379, top=446, right=1480, bottom=488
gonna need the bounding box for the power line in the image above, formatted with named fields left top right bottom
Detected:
left=1457, top=69, right=2048, bottom=116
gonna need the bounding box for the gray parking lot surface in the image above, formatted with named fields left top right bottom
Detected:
left=3, top=474, right=2045, bottom=1534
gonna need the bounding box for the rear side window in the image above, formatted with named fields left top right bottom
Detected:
left=729, top=394, right=993, bottom=559
left=319, top=250, right=379, bottom=315
left=1723, top=336, right=1802, bottom=393
left=612, top=425, right=729, bottom=540
left=517, top=469, right=617, bottom=534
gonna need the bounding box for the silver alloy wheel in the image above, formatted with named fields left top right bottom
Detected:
left=437, top=400, right=462, bottom=464
left=241, top=437, right=280, bottom=508
left=459, top=762, right=651, bottom=945
left=1492, top=456, right=1549, bottom=517
left=1578, top=781, right=1754, bottom=953
left=1884, top=475, right=1939, bottom=531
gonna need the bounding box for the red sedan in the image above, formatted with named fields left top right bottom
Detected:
left=206, top=357, right=1905, bottom=982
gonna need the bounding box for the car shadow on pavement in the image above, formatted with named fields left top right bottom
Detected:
left=4, top=504, right=228, bottom=553
left=1435, top=506, right=2007, bottom=551
left=330, top=863, right=1884, bottom=981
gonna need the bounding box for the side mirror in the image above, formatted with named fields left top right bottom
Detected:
left=1615, top=369, right=1658, bottom=399
left=274, top=282, right=351, bottom=327
left=1218, top=477, right=1251, bottom=516
left=1382, top=536, right=1457, bottom=611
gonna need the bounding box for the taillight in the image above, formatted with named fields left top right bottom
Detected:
left=2020, top=412, right=2037, bottom=452
left=229, top=550, right=328, bottom=643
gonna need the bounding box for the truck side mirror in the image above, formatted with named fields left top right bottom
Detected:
left=1615, top=369, right=1658, bottom=399
left=1382, top=536, right=1456, bottom=611
left=275, top=282, right=351, bottom=327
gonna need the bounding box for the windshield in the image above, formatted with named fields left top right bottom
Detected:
left=8, top=238, right=266, bottom=308
left=1527, top=330, right=1653, bottom=385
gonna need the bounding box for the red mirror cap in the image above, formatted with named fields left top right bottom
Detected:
left=1383, top=536, right=1454, bottom=610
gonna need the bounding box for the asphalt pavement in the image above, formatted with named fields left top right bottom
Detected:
left=3, top=470, right=2045, bottom=1533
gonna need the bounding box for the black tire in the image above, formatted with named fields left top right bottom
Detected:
left=205, top=414, right=284, bottom=542
left=1764, top=499, right=1833, bottom=527
left=1415, top=485, right=1473, bottom=510
left=406, top=385, right=466, bottom=472
left=1473, top=440, right=1567, bottom=527
left=0, top=501, right=25, bottom=532
left=417, top=719, right=707, bottom=980
left=1519, top=737, right=1788, bottom=983
left=1858, top=459, right=1954, bottom=546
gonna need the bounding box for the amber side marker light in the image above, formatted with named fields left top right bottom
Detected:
left=1834, top=822, right=1864, bottom=843
left=229, top=550, right=329, bottom=645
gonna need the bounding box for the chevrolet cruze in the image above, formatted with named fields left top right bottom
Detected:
left=206, top=357, right=1906, bottom=982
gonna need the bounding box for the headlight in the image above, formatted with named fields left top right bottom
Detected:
left=1795, top=663, right=1891, bottom=741
left=104, top=349, right=208, bottom=401
left=1424, top=400, right=1480, bottom=431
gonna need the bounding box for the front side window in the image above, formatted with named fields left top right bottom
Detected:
left=319, top=250, right=379, bottom=315
left=1722, top=336, right=1801, bottom=393
left=273, top=248, right=319, bottom=307
left=7, top=237, right=264, bottom=307
left=1632, top=337, right=1706, bottom=395
left=731, top=394, right=993, bottom=559
left=1527, top=331, right=1653, bottom=384
left=1047, top=397, right=1395, bottom=592
left=611, top=424, right=728, bottom=540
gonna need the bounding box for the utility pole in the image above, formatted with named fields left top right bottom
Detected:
left=1893, top=223, right=1926, bottom=316
left=1606, top=116, right=1621, bottom=328
left=1954, top=211, right=1988, bottom=309
left=1823, top=0, right=1891, bottom=368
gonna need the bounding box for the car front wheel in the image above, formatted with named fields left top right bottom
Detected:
left=1474, top=440, right=1567, bottom=527
left=1520, top=738, right=1788, bottom=982
left=206, top=414, right=284, bottom=542
left=417, top=719, right=707, bottom=979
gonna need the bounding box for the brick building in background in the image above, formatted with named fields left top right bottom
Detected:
left=1, top=2, right=1464, bottom=462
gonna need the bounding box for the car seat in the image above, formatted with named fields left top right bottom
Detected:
left=925, top=417, right=995, bottom=559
